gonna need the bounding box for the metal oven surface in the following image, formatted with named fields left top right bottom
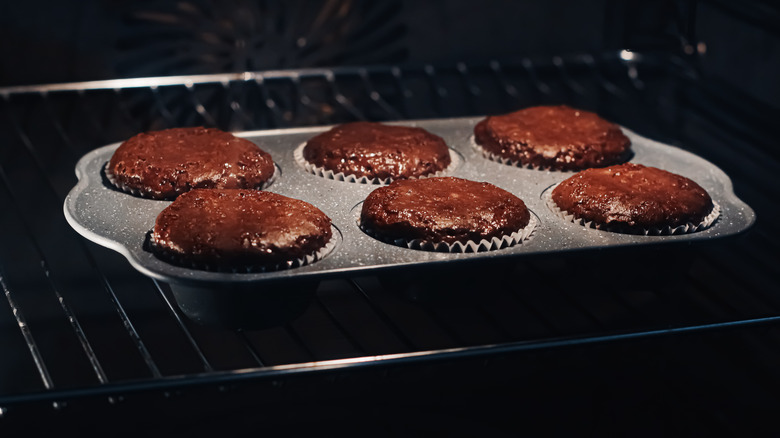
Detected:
left=1, top=52, right=779, bottom=434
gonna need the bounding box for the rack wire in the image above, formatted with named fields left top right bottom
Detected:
left=1, top=51, right=779, bottom=429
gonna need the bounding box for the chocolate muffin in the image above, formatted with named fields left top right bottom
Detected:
left=550, top=163, right=717, bottom=234
left=301, top=121, right=452, bottom=181
left=107, top=127, right=276, bottom=199
left=474, top=105, right=631, bottom=170
left=360, top=177, right=532, bottom=251
left=151, top=189, right=333, bottom=271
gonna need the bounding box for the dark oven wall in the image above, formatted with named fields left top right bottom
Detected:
left=1, top=0, right=665, bottom=84
left=2, top=0, right=777, bottom=114
left=1, top=1, right=780, bottom=436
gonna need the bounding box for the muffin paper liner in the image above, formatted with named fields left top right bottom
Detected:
left=148, top=225, right=339, bottom=273
left=542, top=184, right=721, bottom=236
left=470, top=135, right=632, bottom=172
left=358, top=214, right=538, bottom=253
left=104, top=162, right=280, bottom=200
left=294, top=142, right=461, bottom=184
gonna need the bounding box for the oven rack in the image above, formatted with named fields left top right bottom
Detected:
left=1, top=51, right=779, bottom=431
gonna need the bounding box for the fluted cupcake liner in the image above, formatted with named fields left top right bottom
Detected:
left=470, top=135, right=632, bottom=172
left=149, top=225, right=339, bottom=273
left=358, top=214, right=537, bottom=253
left=104, top=162, right=280, bottom=200
left=542, top=184, right=721, bottom=236
left=294, top=142, right=461, bottom=185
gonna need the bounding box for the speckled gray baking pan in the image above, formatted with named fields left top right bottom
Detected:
left=64, top=117, right=756, bottom=325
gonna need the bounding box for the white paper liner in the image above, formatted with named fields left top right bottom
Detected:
left=470, top=135, right=632, bottom=172
left=149, top=225, right=339, bottom=273
left=542, top=184, right=721, bottom=236
left=104, top=162, right=280, bottom=200
left=294, top=142, right=461, bottom=184
left=358, top=214, right=538, bottom=253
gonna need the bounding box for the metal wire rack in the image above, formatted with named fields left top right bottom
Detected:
left=1, top=50, right=779, bottom=433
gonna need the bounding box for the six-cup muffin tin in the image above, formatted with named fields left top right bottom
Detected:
left=65, top=116, right=755, bottom=291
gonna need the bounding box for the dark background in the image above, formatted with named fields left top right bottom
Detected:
left=1, top=1, right=780, bottom=436
left=1, top=0, right=778, bottom=106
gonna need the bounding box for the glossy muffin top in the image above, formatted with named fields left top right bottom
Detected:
left=107, top=127, right=275, bottom=199
left=303, top=121, right=451, bottom=180
left=474, top=105, right=631, bottom=170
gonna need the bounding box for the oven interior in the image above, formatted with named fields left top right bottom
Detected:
left=1, top=1, right=779, bottom=435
